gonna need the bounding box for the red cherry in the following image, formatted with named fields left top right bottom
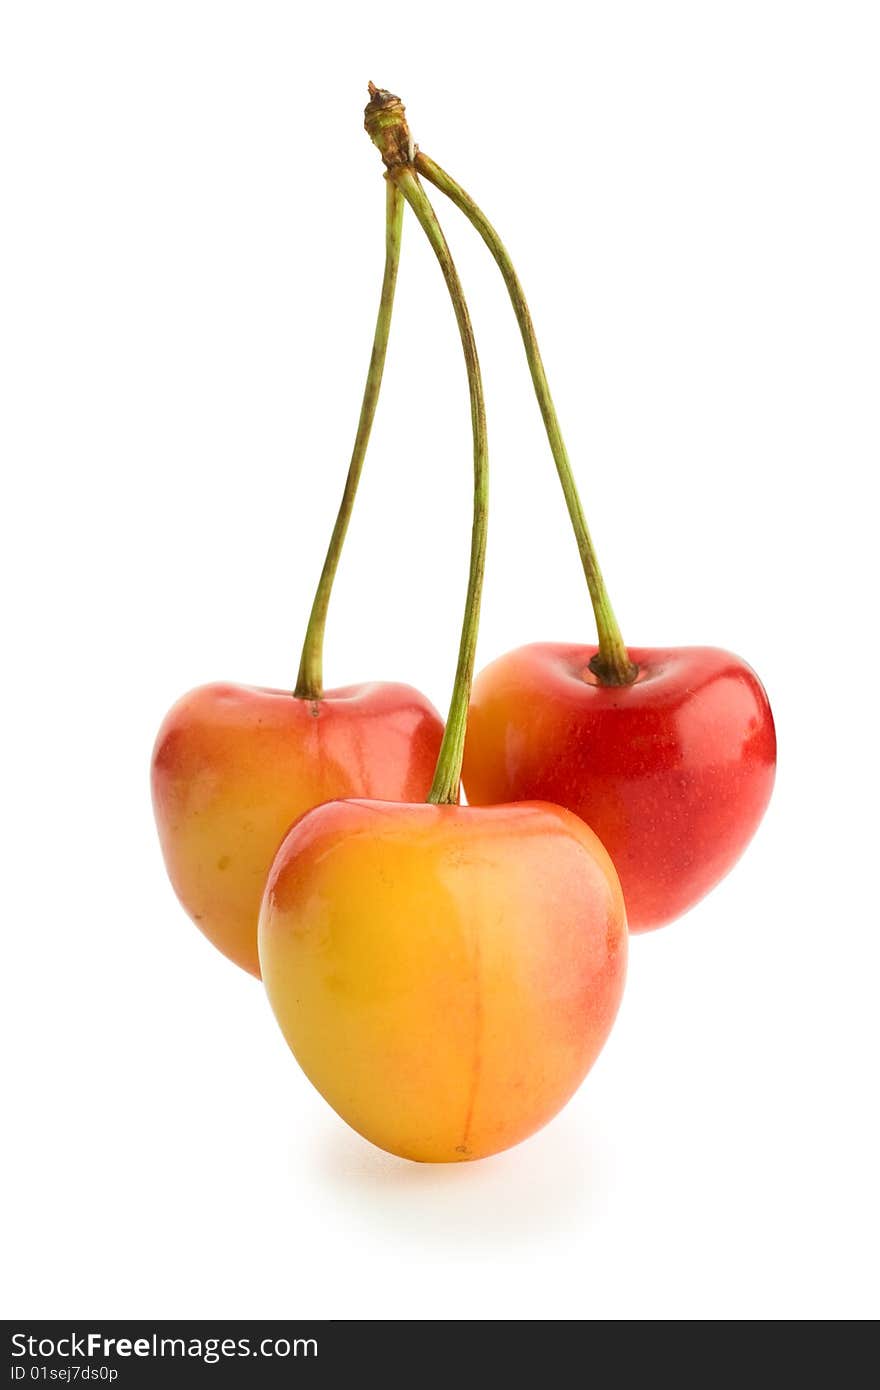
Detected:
left=463, top=643, right=775, bottom=931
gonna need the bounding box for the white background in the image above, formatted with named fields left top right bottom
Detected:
left=2, top=2, right=878, bottom=1321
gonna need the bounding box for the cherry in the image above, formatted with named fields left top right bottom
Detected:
left=464, top=644, right=775, bottom=930
left=259, top=87, right=626, bottom=1161
left=261, top=797, right=625, bottom=1161
left=416, top=149, right=775, bottom=928
left=152, top=178, right=443, bottom=976
left=152, top=681, right=442, bottom=975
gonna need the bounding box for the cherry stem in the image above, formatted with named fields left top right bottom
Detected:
left=365, top=85, right=487, bottom=802
left=294, top=178, right=405, bottom=700
left=393, top=166, right=488, bottom=805
left=414, top=151, right=637, bottom=687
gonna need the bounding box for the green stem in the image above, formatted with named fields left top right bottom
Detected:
left=415, top=151, right=637, bottom=687
left=294, top=178, right=404, bottom=699
left=392, top=166, right=488, bottom=805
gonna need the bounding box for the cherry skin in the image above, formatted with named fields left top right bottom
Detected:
left=462, top=644, right=775, bottom=932
left=151, top=681, right=444, bottom=976
left=259, top=798, right=627, bottom=1162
